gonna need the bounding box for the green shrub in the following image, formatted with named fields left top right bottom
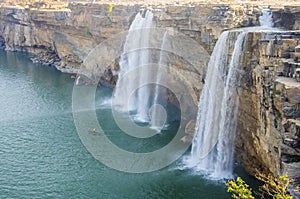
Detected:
left=273, top=85, right=281, bottom=95
left=275, top=112, right=281, bottom=121
left=18, top=1, right=26, bottom=7
left=107, top=3, right=114, bottom=13
left=255, top=172, right=293, bottom=199
left=226, top=172, right=296, bottom=199
left=225, top=177, right=255, bottom=199
left=85, top=27, right=91, bottom=37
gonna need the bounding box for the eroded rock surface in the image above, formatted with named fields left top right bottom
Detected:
left=236, top=31, right=300, bottom=187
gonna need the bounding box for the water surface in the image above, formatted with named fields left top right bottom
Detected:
left=0, top=51, right=256, bottom=198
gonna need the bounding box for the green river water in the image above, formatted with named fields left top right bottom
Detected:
left=0, top=50, right=257, bottom=198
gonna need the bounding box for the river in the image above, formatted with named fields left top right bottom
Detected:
left=0, top=50, right=258, bottom=198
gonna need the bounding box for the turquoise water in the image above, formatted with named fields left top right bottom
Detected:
left=0, top=51, right=256, bottom=198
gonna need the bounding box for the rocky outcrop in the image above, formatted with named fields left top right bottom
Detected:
left=0, top=3, right=271, bottom=85
left=273, top=6, right=300, bottom=30
left=236, top=31, right=300, bottom=188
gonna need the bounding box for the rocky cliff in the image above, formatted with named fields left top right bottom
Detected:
left=0, top=1, right=300, bottom=188
left=0, top=3, right=267, bottom=84
left=236, top=30, right=300, bottom=189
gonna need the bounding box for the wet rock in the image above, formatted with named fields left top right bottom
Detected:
left=181, top=120, right=196, bottom=144
left=0, top=36, right=5, bottom=49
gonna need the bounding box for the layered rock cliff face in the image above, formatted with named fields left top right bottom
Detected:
left=236, top=30, right=300, bottom=185
left=0, top=3, right=265, bottom=86
left=0, top=2, right=299, bottom=185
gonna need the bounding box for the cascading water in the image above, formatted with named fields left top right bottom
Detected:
left=113, top=11, right=153, bottom=122
left=113, top=10, right=168, bottom=127
left=150, top=31, right=169, bottom=132
left=186, top=31, right=246, bottom=180
left=259, top=8, right=274, bottom=28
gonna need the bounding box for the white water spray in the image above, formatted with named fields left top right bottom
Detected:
left=186, top=31, right=246, bottom=180
left=113, top=11, right=168, bottom=127
left=113, top=11, right=153, bottom=122
left=150, top=31, right=169, bottom=132
left=259, top=8, right=274, bottom=28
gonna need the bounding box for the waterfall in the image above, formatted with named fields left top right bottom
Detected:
left=187, top=31, right=246, bottom=180
left=113, top=11, right=154, bottom=122
left=113, top=10, right=168, bottom=128
left=259, top=8, right=274, bottom=27
left=150, top=31, right=169, bottom=132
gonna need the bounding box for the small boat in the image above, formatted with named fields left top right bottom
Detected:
left=88, top=130, right=101, bottom=136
